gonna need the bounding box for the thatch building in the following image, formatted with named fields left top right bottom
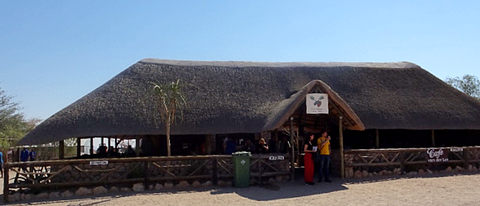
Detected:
left=17, top=59, right=480, bottom=154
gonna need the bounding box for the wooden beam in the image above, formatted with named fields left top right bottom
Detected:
left=212, top=158, right=218, bottom=185
left=431, top=130, right=435, bottom=147
left=298, top=111, right=303, bottom=136
left=77, top=137, right=81, bottom=157
left=59, top=140, right=65, bottom=159
left=213, top=135, right=217, bottom=154
left=90, top=137, right=94, bottom=155
left=289, top=116, right=295, bottom=182
left=274, top=130, right=279, bottom=152
left=16, top=148, right=20, bottom=162
left=339, top=116, right=345, bottom=179
left=205, top=134, right=215, bottom=155
left=7, top=155, right=235, bottom=167
left=144, top=161, right=150, bottom=190
left=135, top=135, right=140, bottom=156
left=205, top=135, right=210, bottom=155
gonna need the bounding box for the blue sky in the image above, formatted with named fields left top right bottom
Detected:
left=1, top=1, right=480, bottom=121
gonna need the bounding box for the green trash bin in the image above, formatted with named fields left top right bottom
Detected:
left=232, top=151, right=251, bottom=188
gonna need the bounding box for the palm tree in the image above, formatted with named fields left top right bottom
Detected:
left=151, top=79, right=187, bottom=156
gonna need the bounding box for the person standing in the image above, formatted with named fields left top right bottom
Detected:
left=225, top=137, right=237, bottom=154
left=29, top=149, right=36, bottom=161
left=317, top=131, right=332, bottom=182
left=279, top=136, right=291, bottom=154
left=7, top=148, right=13, bottom=162
left=20, top=148, right=29, bottom=162
left=243, top=139, right=256, bottom=153
left=258, top=138, right=269, bottom=154
left=126, top=145, right=136, bottom=157
left=0, top=149, right=4, bottom=178
left=107, top=146, right=118, bottom=157
left=304, top=133, right=316, bottom=185
left=20, top=148, right=29, bottom=172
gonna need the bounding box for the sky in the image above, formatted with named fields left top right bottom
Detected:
left=1, top=1, right=480, bottom=121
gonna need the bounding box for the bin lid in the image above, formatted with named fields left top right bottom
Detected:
left=232, top=151, right=252, bottom=156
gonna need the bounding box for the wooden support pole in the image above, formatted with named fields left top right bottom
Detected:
left=463, top=149, right=470, bottom=169
left=59, top=140, right=65, bottom=159
left=90, top=137, right=94, bottom=155
left=136, top=135, right=140, bottom=156
left=212, top=158, right=218, bottom=185
left=205, top=135, right=210, bottom=155
left=144, top=160, right=150, bottom=189
left=258, top=157, right=262, bottom=183
left=400, top=152, right=406, bottom=174
left=211, top=135, right=216, bottom=154
left=108, top=137, right=111, bottom=148
left=298, top=112, right=303, bottom=136
left=205, top=134, right=214, bottom=155
left=376, top=129, right=380, bottom=148
left=16, top=148, right=20, bottom=162
left=115, top=136, right=118, bottom=151
left=101, top=137, right=104, bottom=147
left=290, top=116, right=295, bottom=182
left=339, top=116, right=345, bottom=179
left=431, top=130, right=435, bottom=147
left=274, top=130, right=279, bottom=153
left=77, top=137, right=81, bottom=157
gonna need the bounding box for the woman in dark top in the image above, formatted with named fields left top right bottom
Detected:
left=303, top=133, right=316, bottom=185
left=258, top=138, right=269, bottom=154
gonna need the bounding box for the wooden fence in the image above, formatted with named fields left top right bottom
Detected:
left=3, top=154, right=290, bottom=202
left=344, top=146, right=480, bottom=177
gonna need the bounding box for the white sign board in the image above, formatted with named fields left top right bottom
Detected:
left=90, top=160, right=108, bottom=166
left=306, top=93, right=329, bottom=114
left=269, top=156, right=285, bottom=161
left=450, top=147, right=463, bottom=152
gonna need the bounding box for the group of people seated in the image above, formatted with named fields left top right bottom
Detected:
left=224, top=136, right=291, bottom=154
left=95, top=144, right=136, bottom=158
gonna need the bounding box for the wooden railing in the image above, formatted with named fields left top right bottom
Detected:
left=250, top=154, right=291, bottom=182
left=344, top=146, right=480, bottom=177
left=3, top=154, right=289, bottom=202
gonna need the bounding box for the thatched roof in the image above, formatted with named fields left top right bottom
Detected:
left=18, top=58, right=480, bottom=145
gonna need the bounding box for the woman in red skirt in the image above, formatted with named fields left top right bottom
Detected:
left=304, top=133, right=316, bottom=185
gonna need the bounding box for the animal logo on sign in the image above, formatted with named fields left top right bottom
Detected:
left=310, top=95, right=324, bottom=107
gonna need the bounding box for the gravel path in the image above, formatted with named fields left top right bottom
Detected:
left=3, top=173, right=480, bottom=206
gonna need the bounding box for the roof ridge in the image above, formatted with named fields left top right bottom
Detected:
left=139, top=58, right=419, bottom=69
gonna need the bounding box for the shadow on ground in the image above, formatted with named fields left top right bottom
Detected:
left=211, top=180, right=348, bottom=201
left=209, top=168, right=348, bottom=201
left=1, top=180, right=347, bottom=205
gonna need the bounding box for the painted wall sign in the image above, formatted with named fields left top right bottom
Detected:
left=306, top=93, right=329, bottom=114
left=89, top=160, right=109, bottom=166
left=426, top=148, right=449, bottom=163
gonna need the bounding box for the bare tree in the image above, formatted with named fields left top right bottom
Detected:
left=151, top=79, right=187, bottom=156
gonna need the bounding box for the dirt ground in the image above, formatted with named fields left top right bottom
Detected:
left=2, top=172, right=480, bottom=206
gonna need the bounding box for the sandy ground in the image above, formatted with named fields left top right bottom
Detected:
left=2, top=173, right=480, bottom=206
